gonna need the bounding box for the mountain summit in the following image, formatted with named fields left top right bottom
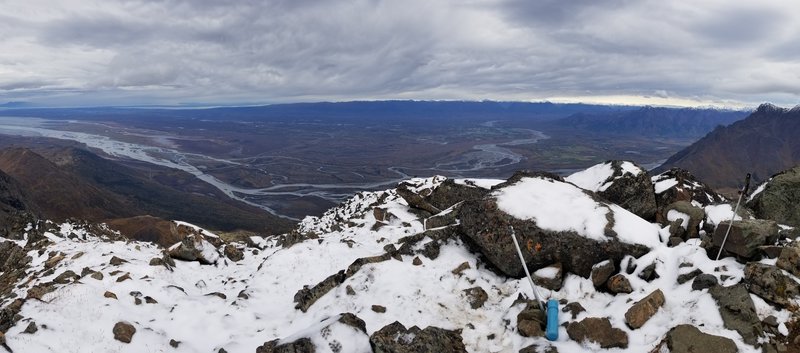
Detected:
left=657, top=103, right=800, bottom=189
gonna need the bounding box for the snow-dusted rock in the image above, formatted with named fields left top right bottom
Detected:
left=459, top=172, right=658, bottom=278
left=711, top=219, right=779, bottom=260
left=256, top=313, right=370, bottom=353
left=653, top=325, right=737, bottom=353
left=567, top=160, right=657, bottom=220
left=744, top=263, right=800, bottom=308
left=652, top=168, right=726, bottom=213
left=748, top=165, right=800, bottom=227
left=369, top=321, right=467, bottom=353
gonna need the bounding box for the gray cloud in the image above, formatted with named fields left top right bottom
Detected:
left=1, top=0, right=799, bottom=107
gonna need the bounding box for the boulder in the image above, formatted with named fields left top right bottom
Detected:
left=425, top=178, right=491, bottom=211
left=691, top=274, right=718, bottom=291
left=566, top=160, right=657, bottom=220
left=712, top=219, right=779, bottom=259
left=663, top=201, right=705, bottom=239
left=113, top=321, right=136, bottom=343
left=708, top=284, right=763, bottom=345
left=651, top=324, right=737, bottom=353
left=458, top=173, right=652, bottom=278
left=624, top=289, right=665, bottom=329
left=223, top=245, right=244, bottom=262
left=567, top=317, right=628, bottom=349
left=517, top=301, right=546, bottom=337
left=776, top=243, right=800, bottom=277
left=743, top=262, right=800, bottom=308
left=168, top=233, right=220, bottom=264
left=606, top=274, right=633, bottom=294
left=369, top=321, right=467, bottom=353
left=748, top=165, right=800, bottom=227
left=257, top=313, right=369, bottom=353
left=591, top=260, right=615, bottom=288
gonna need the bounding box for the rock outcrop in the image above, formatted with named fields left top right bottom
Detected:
left=459, top=173, right=653, bottom=278
left=369, top=321, right=467, bottom=353
left=566, top=160, right=657, bottom=220
left=748, top=165, right=800, bottom=227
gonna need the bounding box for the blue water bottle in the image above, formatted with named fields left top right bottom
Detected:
left=545, top=299, right=559, bottom=341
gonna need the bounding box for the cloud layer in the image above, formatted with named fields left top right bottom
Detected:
left=1, top=0, right=799, bottom=107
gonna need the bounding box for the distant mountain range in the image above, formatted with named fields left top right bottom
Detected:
left=658, top=103, right=800, bottom=189
left=0, top=147, right=294, bottom=234
left=548, top=106, right=749, bottom=138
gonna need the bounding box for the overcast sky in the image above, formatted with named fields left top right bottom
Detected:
left=1, top=0, right=799, bottom=107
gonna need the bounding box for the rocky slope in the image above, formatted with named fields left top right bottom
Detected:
left=0, top=147, right=294, bottom=234
left=0, top=163, right=799, bottom=353
left=658, top=103, right=800, bottom=189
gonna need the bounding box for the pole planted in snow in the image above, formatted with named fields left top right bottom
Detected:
left=715, top=173, right=751, bottom=261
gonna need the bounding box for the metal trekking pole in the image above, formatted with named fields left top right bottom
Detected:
left=715, top=173, right=751, bottom=261
left=510, top=226, right=559, bottom=341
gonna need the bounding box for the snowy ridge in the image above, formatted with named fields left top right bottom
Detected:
left=1, top=169, right=798, bottom=353
left=566, top=161, right=644, bottom=193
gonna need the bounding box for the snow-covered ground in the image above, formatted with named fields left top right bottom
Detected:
left=1, top=176, right=796, bottom=353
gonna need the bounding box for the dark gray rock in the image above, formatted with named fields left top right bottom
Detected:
left=691, top=274, right=718, bottom=290
left=748, top=166, right=800, bottom=227
left=653, top=168, right=726, bottom=212
left=651, top=324, right=737, bottom=353
left=369, top=321, right=467, bottom=353
left=566, top=317, right=628, bottom=349
left=677, top=268, right=702, bottom=285
left=708, top=284, right=763, bottom=345
left=624, top=289, right=665, bottom=329
left=743, top=262, right=800, bottom=308
left=712, top=219, right=779, bottom=259
left=561, top=302, right=586, bottom=320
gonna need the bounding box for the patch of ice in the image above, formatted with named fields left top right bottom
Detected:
left=620, top=161, right=643, bottom=176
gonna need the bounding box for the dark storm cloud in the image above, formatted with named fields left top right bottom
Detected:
left=1, top=0, right=799, bottom=106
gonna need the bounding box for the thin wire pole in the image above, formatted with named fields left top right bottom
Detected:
left=715, top=173, right=751, bottom=261
left=510, top=226, right=545, bottom=312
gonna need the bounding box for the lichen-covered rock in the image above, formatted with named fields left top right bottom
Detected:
left=625, top=289, right=665, bottom=329
left=651, top=324, right=737, bottom=353
left=369, top=321, right=467, bottom=353
left=711, top=219, right=779, bottom=259
left=567, top=317, right=628, bottom=349
left=748, top=165, right=800, bottom=227
left=776, top=243, right=800, bottom=277
left=743, top=262, right=800, bottom=308
left=708, top=284, right=763, bottom=345
left=532, top=263, right=563, bottom=291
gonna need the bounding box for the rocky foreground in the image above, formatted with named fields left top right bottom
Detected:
left=1, top=162, right=799, bottom=353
